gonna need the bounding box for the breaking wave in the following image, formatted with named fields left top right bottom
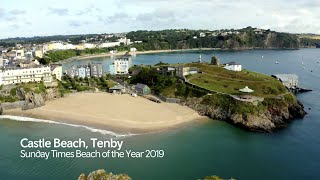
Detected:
left=0, top=115, right=136, bottom=138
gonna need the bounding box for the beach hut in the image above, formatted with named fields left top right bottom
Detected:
left=135, top=83, right=151, bottom=95
left=239, top=86, right=254, bottom=93
left=109, top=85, right=126, bottom=94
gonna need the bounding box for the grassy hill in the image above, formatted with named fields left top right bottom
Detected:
left=184, top=63, right=287, bottom=98
left=297, top=34, right=320, bottom=40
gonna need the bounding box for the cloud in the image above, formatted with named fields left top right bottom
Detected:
left=99, top=13, right=131, bottom=24
left=9, top=9, right=26, bottom=15
left=68, top=20, right=89, bottom=27
left=0, top=9, right=27, bottom=22
left=136, top=9, right=179, bottom=27
left=0, top=8, right=5, bottom=18
left=48, top=7, right=69, bottom=16
left=76, top=6, right=101, bottom=16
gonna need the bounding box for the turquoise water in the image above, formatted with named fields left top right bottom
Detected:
left=1, top=49, right=320, bottom=180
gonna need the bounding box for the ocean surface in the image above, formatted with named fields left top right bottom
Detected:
left=0, top=49, right=320, bottom=180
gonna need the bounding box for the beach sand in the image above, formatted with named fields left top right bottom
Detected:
left=3, top=93, right=205, bottom=133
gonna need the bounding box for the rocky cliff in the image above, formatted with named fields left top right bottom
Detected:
left=78, top=169, right=131, bottom=180
left=15, top=87, right=61, bottom=110
left=183, top=93, right=306, bottom=132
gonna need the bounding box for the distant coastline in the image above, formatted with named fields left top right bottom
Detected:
left=59, top=48, right=221, bottom=63
left=59, top=47, right=302, bottom=64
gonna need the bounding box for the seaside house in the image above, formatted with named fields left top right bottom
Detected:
left=109, top=52, right=132, bottom=75
left=0, top=66, right=52, bottom=85
left=253, top=28, right=265, bottom=34
left=90, top=63, right=103, bottom=77
left=77, top=65, right=91, bottom=78
left=50, top=64, right=63, bottom=81
left=272, top=74, right=298, bottom=89
left=224, top=62, right=242, bottom=71
left=78, top=67, right=86, bottom=78
left=135, top=83, right=151, bottom=95
left=65, top=65, right=76, bottom=78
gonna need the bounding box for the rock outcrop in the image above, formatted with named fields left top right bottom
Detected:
left=183, top=93, right=306, bottom=132
left=15, top=87, right=61, bottom=110
left=78, top=169, right=131, bottom=180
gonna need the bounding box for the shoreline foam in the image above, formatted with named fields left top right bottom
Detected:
left=0, top=115, right=133, bottom=137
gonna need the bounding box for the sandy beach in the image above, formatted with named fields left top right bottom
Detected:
left=60, top=48, right=220, bottom=63
left=3, top=93, right=204, bottom=133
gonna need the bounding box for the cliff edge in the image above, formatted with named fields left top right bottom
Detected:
left=184, top=93, right=306, bottom=132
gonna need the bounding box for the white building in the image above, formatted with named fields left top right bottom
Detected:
left=51, top=65, right=63, bottom=81
left=199, top=32, right=206, bottom=37
left=0, top=66, right=52, bottom=85
left=64, top=43, right=76, bottom=50
left=130, top=47, right=137, bottom=52
left=45, top=42, right=65, bottom=51
left=11, top=50, right=25, bottom=60
left=118, top=37, right=132, bottom=45
left=109, top=52, right=132, bottom=75
left=224, top=62, right=242, bottom=71
left=98, top=42, right=121, bottom=48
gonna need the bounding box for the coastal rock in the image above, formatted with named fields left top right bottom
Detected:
left=183, top=94, right=306, bottom=133
left=79, top=169, right=131, bottom=180
left=16, top=87, right=26, bottom=100
left=22, top=91, right=45, bottom=110
left=15, top=87, right=61, bottom=110
left=44, top=88, right=61, bottom=100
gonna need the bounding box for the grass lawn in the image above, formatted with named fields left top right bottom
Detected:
left=298, top=34, right=320, bottom=40
left=185, top=63, right=287, bottom=97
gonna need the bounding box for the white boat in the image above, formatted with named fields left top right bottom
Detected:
left=275, top=61, right=279, bottom=64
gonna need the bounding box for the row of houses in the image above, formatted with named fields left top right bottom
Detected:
left=63, top=52, right=133, bottom=78
left=0, top=64, right=62, bottom=85
left=65, top=63, right=103, bottom=78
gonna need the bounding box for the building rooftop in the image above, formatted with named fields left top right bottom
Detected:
left=272, top=74, right=299, bottom=82
left=226, top=61, right=240, bottom=65
left=109, top=85, right=125, bottom=90
left=135, top=83, right=149, bottom=89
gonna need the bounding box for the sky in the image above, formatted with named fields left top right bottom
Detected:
left=0, top=0, right=319, bottom=39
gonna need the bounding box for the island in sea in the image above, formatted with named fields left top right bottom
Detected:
left=77, top=169, right=235, bottom=180
left=0, top=51, right=306, bottom=133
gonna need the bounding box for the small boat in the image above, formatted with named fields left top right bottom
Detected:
left=275, top=61, right=279, bottom=64
left=301, top=61, right=304, bottom=65
left=302, top=67, right=305, bottom=69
